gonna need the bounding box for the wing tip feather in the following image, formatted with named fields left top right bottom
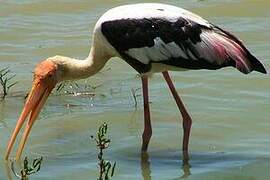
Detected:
left=248, top=54, right=267, bottom=74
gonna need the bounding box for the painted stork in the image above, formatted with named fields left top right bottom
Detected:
left=5, top=3, right=267, bottom=160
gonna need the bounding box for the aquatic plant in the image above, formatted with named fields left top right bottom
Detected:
left=11, top=156, right=43, bottom=180
left=91, top=123, right=116, bottom=180
left=56, top=81, right=80, bottom=93
left=56, top=81, right=103, bottom=96
left=0, top=67, right=17, bottom=99
left=131, top=87, right=141, bottom=109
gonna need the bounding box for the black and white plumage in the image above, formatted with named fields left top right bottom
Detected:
left=5, top=3, right=267, bottom=161
left=97, top=3, right=266, bottom=74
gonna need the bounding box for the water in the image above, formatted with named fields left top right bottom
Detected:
left=0, top=0, right=270, bottom=179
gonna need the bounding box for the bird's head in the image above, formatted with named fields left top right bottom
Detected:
left=5, top=58, right=61, bottom=160
left=5, top=53, right=104, bottom=160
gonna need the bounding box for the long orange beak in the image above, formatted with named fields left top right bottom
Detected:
left=5, top=77, right=56, bottom=160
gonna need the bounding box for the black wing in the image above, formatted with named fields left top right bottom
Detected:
left=101, top=17, right=266, bottom=74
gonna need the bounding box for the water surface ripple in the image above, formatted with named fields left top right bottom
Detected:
left=0, top=0, right=270, bottom=179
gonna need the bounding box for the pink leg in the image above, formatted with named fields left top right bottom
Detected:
left=141, top=75, right=152, bottom=152
left=162, top=71, right=192, bottom=154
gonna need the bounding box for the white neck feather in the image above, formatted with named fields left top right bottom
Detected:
left=51, top=47, right=111, bottom=81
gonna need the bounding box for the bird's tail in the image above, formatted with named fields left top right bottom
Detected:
left=214, top=26, right=267, bottom=74
left=247, top=52, right=267, bottom=74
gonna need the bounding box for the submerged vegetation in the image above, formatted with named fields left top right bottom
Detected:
left=91, top=123, right=116, bottom=180
left=56, top=81, right=103, bottom=97
left=0, top=67, right=17, bottom=99
left=131, top=87, right=141, bottom=109
left=7, top=123, right=115, bottom=180
left=11, top=156, right=43, bottom=180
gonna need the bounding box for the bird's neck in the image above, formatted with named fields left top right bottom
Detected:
left=52, top=47, right=111, bottom=81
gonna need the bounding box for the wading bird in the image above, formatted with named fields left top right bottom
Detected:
left=5, top=3, right=267, bottom=160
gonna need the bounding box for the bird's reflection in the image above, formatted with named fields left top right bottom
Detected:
left=140, top=151, right=191, bottom=180
left=180, top=152, right=191, bottom=179
left=180, top=163, right=191, bottom=179
left=4, top=158, right=23, bottom=180
left=141, top=152, right=152, bottom=180
left=180, top=151, right=191, bottom=179
left=4, top=160, right=13, bottom=180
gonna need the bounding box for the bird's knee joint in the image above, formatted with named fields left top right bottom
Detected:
left=142, top=130, right=152, bottom=140
left=183, top=120, right=192, bottom=129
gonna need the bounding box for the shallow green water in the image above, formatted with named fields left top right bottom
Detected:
left=1, top=0, right=270, bottom=179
